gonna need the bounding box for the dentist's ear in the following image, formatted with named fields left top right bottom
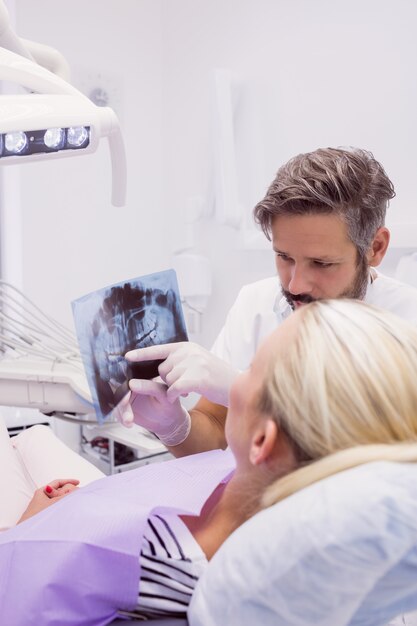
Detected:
left=249, top=419, right=278, bottom=466
left=367, top=226, right=390, bottom=267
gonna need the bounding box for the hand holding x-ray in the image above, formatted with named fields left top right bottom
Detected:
left=115, top=380, right=191, bottom=447
left=125, top=342, right=239, bottom=408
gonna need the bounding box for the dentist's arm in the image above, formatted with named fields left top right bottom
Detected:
left=174, top=395, right=228, bottom=456
left=116, top=384, right=227, bottom=456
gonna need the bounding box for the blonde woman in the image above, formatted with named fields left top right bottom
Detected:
left=255, top=298, right=417, bottom=507
left=2, top=299, right=417, bottom=624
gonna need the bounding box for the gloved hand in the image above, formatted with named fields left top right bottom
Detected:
left=125, top=342, right=239, bottom=407
left=115, top=380, right=191, bottom=447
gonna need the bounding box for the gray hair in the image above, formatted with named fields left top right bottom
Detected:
left=253, top=147, right=395, bottom=258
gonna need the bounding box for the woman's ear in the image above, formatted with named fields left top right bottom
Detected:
left=249, top=419, right=278, bottom=466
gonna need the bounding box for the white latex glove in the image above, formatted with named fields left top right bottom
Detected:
left=125, top=342, right=239, bottom=407
left=114, top=381, right=191, bottom=447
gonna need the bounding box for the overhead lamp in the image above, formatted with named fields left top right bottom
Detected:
left=1, top=125, right=89, bottom=156
left=0, top=45, right=126, bottom=206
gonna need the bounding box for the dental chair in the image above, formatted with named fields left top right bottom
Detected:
left=185, top=460, right=417, bottom=626
left=4, top=417, right=417, bottom=624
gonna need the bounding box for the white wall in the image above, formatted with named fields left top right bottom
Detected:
left=8, top=0, right=417, bottom=351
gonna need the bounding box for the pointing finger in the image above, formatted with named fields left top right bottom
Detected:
left=125, top=343, right=186, bottom=362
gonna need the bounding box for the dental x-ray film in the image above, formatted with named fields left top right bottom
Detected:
left=72, top=269, right=188, bottom=422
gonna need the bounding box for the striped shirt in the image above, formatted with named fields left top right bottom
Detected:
left=132, top=513, right=207, bottom=619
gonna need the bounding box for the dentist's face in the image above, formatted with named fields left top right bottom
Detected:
left=272, top=213, right=369, bottom=309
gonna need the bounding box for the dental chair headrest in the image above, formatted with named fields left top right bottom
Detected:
left=188, top=461, right=417, bottom=626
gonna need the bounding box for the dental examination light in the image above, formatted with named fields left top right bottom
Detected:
left=0, top=45, right=126, bottom=206
left=0, top=281, right=93, bottom=415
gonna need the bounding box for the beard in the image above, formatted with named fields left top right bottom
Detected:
left=282, top=257, right=370, bottom=310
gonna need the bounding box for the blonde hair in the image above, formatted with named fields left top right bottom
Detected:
left=260, top=299, right=417, bottom=507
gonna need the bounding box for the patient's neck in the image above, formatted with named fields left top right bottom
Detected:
left=181, top=462, right=291, bottom=560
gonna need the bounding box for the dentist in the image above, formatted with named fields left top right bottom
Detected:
left=121, top=147, right=417, bottom=456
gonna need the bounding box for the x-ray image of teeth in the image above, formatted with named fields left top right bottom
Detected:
left=72, top=269, right=188, bottom=422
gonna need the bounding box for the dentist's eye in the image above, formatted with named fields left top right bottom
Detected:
left=276, top=252, right=293, bottom=262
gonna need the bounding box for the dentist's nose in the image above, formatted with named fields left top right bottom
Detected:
left=288, top=266, right=313, bottom=295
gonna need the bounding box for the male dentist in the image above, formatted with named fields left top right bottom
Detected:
left=120, top=147, right=417, bottom=455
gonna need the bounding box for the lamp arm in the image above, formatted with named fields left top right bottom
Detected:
left=0, top=46, right=88, bottom=99
left=0, top=1, right=69, bottom=80
left=100, top=108, right=127, bottom=207
left=20, top=38, right=71, bottom=81
left=0, top=1, right=33, bottom=61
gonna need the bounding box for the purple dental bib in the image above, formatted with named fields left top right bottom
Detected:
left=0, top=448, right=235, bottom=626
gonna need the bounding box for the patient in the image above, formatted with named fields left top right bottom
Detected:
left=3, top=299, right=417, bottom=623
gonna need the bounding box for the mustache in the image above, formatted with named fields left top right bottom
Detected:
left=282, top=289, right=315, bottom=305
